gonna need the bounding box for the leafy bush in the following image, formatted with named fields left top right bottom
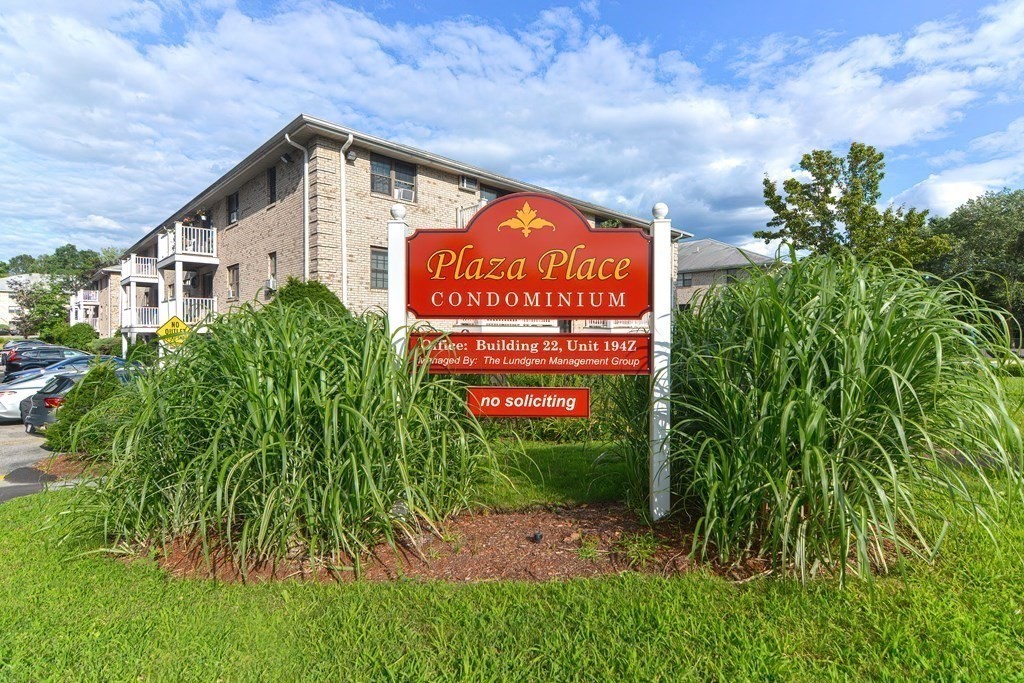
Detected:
left=668, top=252, right=1022, bottom=581
left=125, top=337, right=158, bottom=366
left=40, top=321, right=98, bottom=351
left=45, top=363, right=122, bottom=454
left=272, top=277, right=350, bottom=316
left=71, top=303, right=492, bottom=575
left=91, top=336, right=121, bottom=356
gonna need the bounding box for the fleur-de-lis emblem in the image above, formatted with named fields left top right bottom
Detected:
left=497, top=201, right=556, bottom=237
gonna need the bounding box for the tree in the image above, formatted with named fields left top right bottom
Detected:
left=39, top=244, right=102, bottom=288
left=11, top=280, right=69, bottom=337
left=757, top=142, right=949, bottom=265
left=100, top=246, right=123, bottom=267
left=928, top=189, right=1024, bottom=328
left=6, top=254, right=39, bottom=275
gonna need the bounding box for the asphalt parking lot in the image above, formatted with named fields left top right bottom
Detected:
left=0, top=422, right=55, bottom=503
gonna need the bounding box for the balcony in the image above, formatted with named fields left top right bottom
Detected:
left=80, top=290, right=98, bottom=303
left=122, top=306, right=159, bottom=329
left=158, top=223, right=218, bottom=265
left=181, top=297, right=216, bottom=324
left=122, top=255, right=158, bottom=281
left=84, top=317, right=99, bottom=331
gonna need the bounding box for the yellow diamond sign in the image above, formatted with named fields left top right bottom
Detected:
left=157, top=316, right=190, bottom=347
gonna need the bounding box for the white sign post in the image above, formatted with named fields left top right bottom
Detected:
left=387, top=204, right=409, bottom=357
left=648, top=203, right=672, bottom=521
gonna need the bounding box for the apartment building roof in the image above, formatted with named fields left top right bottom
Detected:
left=127, top=114, right=689, bottom=255
left=678, top=238, right=774, bottom=273
left=0, top=273, right=48, bottom=293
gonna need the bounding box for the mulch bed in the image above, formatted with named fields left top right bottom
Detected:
left=154, top=503, right=772, bottom=584
left=33, top=453, right=98, bottom=480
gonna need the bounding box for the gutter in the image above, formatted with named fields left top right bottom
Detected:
left=284, top=134, right=310, bottom=281
left=340, top=133, right=354, bottom=306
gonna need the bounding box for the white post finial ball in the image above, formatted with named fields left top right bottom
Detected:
left=652, top=203, right=669, bottom=219
left=390, top=204, right=407, bottom=220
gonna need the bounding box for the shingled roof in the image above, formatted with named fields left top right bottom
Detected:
left=678, top=238, right=774, bottom=273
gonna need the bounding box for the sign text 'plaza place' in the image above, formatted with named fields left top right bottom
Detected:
left=407, top=194, right=651, bottom=319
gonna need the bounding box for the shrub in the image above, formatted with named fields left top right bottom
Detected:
left=272, top=277, right=350, bottom=316
left=39, top=321, right=71, bottom=345
left=125, top=337, right=158, bottom=366
left=91, top=336, right=121, bottom=356
left=71, top=304, right=492, bottom=575
left=64, top=323, right=99, bottom=351
left=45, top=363, right=122, bottom=454
left=668, top=252, right=1023, bottom=581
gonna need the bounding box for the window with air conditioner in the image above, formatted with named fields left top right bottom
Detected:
left=371, top=154, right=416, bottom=203
left=459, top=176, right=479, bottom=191
left=227, top=192, right=240, bottom=223
left=266, top=252, right=277, bottom=291
left=227, top=264, right=240, bottom=300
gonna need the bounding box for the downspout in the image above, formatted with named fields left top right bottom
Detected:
left=339, top=133, right=354, bottom=307
left=284, top=134, right=310, bottom=281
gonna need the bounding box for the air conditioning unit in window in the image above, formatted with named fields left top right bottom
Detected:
left=264, top=277, right=277, bottom=291
left=459, top=176, right=479, bottom=191
left=394, top=187, right=416, bottom=202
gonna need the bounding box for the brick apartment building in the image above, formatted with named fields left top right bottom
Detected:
left=69, top=114, right=686, bottom=352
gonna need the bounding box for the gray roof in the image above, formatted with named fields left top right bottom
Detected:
left=0, top=273, right=47, bottom=293
left=678, top=239, right=774, bottom=273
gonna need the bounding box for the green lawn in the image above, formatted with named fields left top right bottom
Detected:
left=1, top=443, right=1023, bottom=680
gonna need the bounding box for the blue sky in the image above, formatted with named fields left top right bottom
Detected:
left=1, top=0, right=1023, bottom=260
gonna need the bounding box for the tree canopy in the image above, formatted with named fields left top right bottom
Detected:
left=756, top=142, right=949, bottom=265
left=927, top=189, right=1024, bottom=328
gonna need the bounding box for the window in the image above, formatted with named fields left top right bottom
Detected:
left=459, top=176, right=479, bottom=191
left=370, top=247, right=388, bottom=289
left=267, top=167, right=277, bottom=204
left=227, top=264, right=240, bottom=299
left=371, top=154, right=416, bottom=202
left=725, top=268, right=739, bottom=283
left=480, top=185, right=509, bottom=203
left=679, top=272, right=693, bottom=287
left=227, top=192, right=239, bottom=223
left=267, top=252, right=277, bottom=280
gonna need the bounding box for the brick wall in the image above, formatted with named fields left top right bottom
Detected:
left=209, top=155, right=305, bottom=313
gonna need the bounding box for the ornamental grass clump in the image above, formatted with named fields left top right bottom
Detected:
left=673, top=252, right=1023, bottom=581
left=72, top=300, right=493, bottom=575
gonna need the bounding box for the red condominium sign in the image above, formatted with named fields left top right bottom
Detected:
left=407, top=193, right=651, bottom=319
left=467, top=387, right=591, bottom=418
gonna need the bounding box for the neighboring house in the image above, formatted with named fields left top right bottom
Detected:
left=67, top=266, right=121, bottom=338
left=676, top=239, right=775, bottom=309
left=116, top=113, right=688, bottom=351
left=1, top=274, right=48, bottom=333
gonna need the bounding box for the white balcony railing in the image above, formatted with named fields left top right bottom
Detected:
left=121, top=254, right=157, bottom=279
left=159, top=223, right=217, bottom=260
left=84, top=318, right=99, bottom=331
left=80, top=290, right=99, bottom=302
left=181, top=297, right=216, bottom=324
left=136, top=307, right=158, bottom=327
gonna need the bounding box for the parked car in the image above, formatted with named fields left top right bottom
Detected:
left=2, top=346, right=88, bottom=378
left=0, top=372, right=79, bottom=421
left=20, top=374, right=81, bottom=433
left=20, top=369, right=133, bottom=432
left=3, top=354, right=125, bottom=383
left=0, top=340, right=52, bottom=367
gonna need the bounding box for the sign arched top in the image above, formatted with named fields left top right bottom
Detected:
left=406, top=192, right=652, bottom=319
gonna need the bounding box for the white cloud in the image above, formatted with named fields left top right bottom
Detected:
left=1, top=0, right=1024, bottom=259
